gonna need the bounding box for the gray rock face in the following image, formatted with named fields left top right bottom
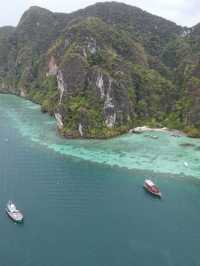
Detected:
left=59, top=54, right=88, bottom=98
left=47, top=56, right=58, bottom=76
left=87, top=67, right=133, bottom=129
left=57, top=70, right=65, bottom=104
left=55, top=112, right=64, bottom=129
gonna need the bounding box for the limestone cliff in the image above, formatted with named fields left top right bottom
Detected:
left=1, top=2, right=200, bottom=138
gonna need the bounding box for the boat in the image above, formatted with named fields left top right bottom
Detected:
left=152, top=135, right=158, bottom=139
left=144, top=134, right=158, bottom=140
left=171, top=134, right=181, bottom=138
left=6, top=201, right=24, bottom=223
left=144, top=179, right=162, bottom=197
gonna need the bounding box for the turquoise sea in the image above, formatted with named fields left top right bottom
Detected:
left=0, top=94, right=200, bottom=266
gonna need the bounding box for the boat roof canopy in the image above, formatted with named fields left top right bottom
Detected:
left=145, top=179, right=155, bottom=186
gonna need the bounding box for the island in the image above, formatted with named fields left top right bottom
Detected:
left=0, top=2, right=200, bottom=139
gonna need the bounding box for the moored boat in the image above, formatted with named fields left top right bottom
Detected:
left=6, top=201, right=24, bottom=223
left=144, top=134, right=158, bottom=139
left=144, top=179, right=162, bottom=197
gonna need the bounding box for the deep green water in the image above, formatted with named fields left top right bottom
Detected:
left=0, top=94, right=200, bottom=266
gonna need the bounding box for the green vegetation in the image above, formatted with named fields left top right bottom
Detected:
left=28, top=76, right=59, bottom=115
left=57, top=95, right=128, bottom=138
left=1, top=2, right=200, bottom=138
left=184, top=127, right=200, bottom=138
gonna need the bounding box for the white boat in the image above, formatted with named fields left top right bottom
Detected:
left=6, top=201, right=24, bottom=223
left=144, top=179, right=162, bottom=197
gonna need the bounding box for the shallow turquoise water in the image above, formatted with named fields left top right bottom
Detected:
left=0, top=94, right=200, bottom=266
left=2, top=94, right=200, bottom=178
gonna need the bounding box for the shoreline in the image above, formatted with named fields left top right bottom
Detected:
left=0, top=93, right=193, bottom=140
left=129, top=126, right=186, bottom=137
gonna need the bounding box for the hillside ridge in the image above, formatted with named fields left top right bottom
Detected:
left=0, top=2, right=200, bottom=138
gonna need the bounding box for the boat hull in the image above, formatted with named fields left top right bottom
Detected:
left=144, top=184, right=162, bottom=198
left=6, top=209, right=24, bottom=223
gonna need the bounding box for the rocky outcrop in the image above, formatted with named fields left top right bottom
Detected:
left=55, top=112, right=64, bottom=129
left=47, top=56, right=58, bottom=76
left=57, top=70, right=65, bottom=104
